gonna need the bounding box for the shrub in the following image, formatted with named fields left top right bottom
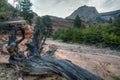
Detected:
left=71, top=27, right=83, bottom=43
left=102, top=32, right=120, bottom=47
left=52, top=24, right=120, bottom=49
left=53, top=29, right=65, bottom=40
left=82, top=26, right=103, bottom=44
left=53, top=27, right=83, bottom=43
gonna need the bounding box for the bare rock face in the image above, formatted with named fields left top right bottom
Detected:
left=66, top=5, right=99, bottom=22
left=100, top=10, right=120, bottom=21
left=66, top=5, right=120, bottom=23
left=47, top=6, right=120, bottom=29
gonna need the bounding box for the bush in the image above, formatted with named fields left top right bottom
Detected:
left=53, top=27, right=83, bottom=43
left=71, top=28, right=83, bottom=43
left=82, top=26, right=103, bottom=44
left=52, top=24, right=120, bottom=49
left=53, top=29, right=65, bottom=40
left=102, top=32, right=120, bottom=47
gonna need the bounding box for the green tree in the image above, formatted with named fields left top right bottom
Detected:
left=42, top=15, right=53, bottom=36
left=74, top=15, right=82, bottom=28
left=113, top=14, right=120, bottom=36
left=0, top=0, right=14, bottom=20
left=0, top=0, right=7, bottom=10
left=35, top=16, right=52, bottom=37
left=19, top=0, right=34, bottom=24
left=34, top=16, right=42, bottom=32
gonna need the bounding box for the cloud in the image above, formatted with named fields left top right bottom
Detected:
left=31, top=0, right=90, bottom=18
left=102, top=0, right=120, bottom=12
left=8, top=0, right=120, bottom=18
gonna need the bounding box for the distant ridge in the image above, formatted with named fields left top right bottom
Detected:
left=100, top=10, right=120, bottom=21
left=66, top=5, right=120, bottom=23
left=40, top=6, right=120, bottom=30
left=100, top=10, right=120, bottom=16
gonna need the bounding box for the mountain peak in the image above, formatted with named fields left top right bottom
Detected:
left=66, top=5, right=99, bottom=22
left=78, top=5, right=94, bottom=9
left=66, top=5, right=120, bottom=23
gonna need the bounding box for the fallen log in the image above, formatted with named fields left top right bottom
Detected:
left=6, top=26, right=103, bottom=80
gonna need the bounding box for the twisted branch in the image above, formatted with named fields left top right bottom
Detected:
left=6, top=26, right=103, bottom=80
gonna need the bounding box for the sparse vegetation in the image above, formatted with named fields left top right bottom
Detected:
left=53, top=27, right=83, bottom=42
left=42, top=15, right=53, bottom=36
left=15, top=0, right=34, bottom=24
left=53, top=23, right=120, bottom=50
left=35, top=16, right=53, bottom=37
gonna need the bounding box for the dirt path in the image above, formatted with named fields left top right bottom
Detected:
left=46, top=38, right=120, bottom=56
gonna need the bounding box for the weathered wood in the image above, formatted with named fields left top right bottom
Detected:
left=7, top=27, right=103, bottom=80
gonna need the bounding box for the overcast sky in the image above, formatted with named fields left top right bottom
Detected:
left=8, top=0, right=120, bottom=18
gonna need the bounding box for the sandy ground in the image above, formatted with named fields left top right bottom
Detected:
left=0, top=37, right=120, bottom=80
left=46, top=39, right=120, bottom=56
left=54, top=49, right=120, bottom=80
left=45, top=39, right=120, bottom=80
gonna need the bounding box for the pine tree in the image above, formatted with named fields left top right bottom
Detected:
left=34, top=16, right=42, bottom=32
left=74, top=15, right=81, bottom=28
left=19, top=0, right=34, bottom=24
left=35, top=16, right=53, bottom=37
left=42, top=15, right=53, bottom=36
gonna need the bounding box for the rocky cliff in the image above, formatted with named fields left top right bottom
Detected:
left=66, top=5, right=99, bottom=23
left=66, top=5, right=120, bottom=23
left=37, top=6, right=120, bottom=31
left=100, top=10, right=120, bottom=21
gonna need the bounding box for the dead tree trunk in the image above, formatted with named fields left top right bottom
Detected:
left=6, top=27, right=103, bottom=80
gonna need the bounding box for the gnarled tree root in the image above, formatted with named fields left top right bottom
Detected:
left=7, top=27, right=103, bottom=80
